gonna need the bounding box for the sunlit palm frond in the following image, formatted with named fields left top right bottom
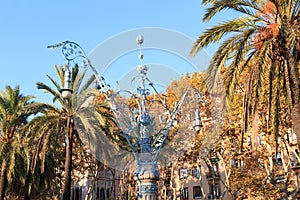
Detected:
left=201, top=0, right=218, bottom=5
left=36, top=82, right=62, bottom=104
left=191, top=17, right=255, bottom=56
left=202, top=0, right=262, bottom=22
left=78, top=74, right=96, bottom=94
left=54, top=65, right=65, bottom=88
left=71, top=65, right=79, bottom=87
left=72, top=68, right=86, bottom=96
left=203, top=27, right=254, bottom=92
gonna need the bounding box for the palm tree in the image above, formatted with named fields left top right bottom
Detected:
left=0, top=85, right=42, bottom=200
left=26, top=65, right=96, bottom=200
left=191, top=0, right=300, bottom=149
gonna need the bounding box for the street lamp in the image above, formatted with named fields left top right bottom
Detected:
left=48, top=35, right=204, bottom=199
left=60, top=67, right=73, bottom=99
left=55, top=64, right=74, bottom=200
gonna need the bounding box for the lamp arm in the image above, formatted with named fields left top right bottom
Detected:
left=152, top=90, right=189, bottom=161
left=122, top=132, right=139, bottom=162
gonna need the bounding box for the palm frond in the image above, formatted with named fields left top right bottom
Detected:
left=202, top=27, right=255, bottom=93
left=291, top=0, right=300, bottom=16
left=73, top=88, right=97, bottom=115
left=7, top=150, right=15, bottom=184
left=202, top=0, right=262, bottom=22
left=232, top=28, right=257, bottom=67
left=79, top=74, right=96, bottom=94
left=72, top=72, right=85, bottom=96
left=45, top=74, right=61, bottom=94
left=201, top=0, right=218, bottom=5
left=36, top=82, right=63, bottom=104
left=54, top=65, right=65, bottom=87
left=191, top=17, right=255, bottom=56
left=40, top=129, right=52, bottom=173
left=71, top=65, right=80, bottom=86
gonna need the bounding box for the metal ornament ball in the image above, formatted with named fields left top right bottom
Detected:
left=136, top=34, right=144, bottom=45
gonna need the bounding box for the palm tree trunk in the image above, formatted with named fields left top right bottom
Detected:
left=0, top=157, right=8, bottom=200
left=291, top=85, right=300, bottom=146
left=24, top=172, right=32, bottom=200
left=290, top=64, right=300, bottom=145
left=63, top=118, right=73, bottom=200
left=284, top=60, right=300, bottom=145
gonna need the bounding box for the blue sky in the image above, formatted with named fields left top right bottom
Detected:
left=0, top=0, right=229, bottom=102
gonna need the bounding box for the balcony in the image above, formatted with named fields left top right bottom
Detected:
left=206, top=171, right=220, bottom=180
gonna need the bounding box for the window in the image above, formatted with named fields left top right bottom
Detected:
left=180, top=168, right=188, bottom=179
left=99, top=188, right=105, bottom=200
left=106, top=188, right=110, bottom=199
left=208, top=182, right=221, bottom=199
left=192, top=167, right=200, bottom=178
left=292, top=149, right=300, bottom=167
left=215, top=183, right=221, bottom=198
left=165, top=163, right=172, bottom=186
left=72, top=187, right=82, bottom=200
left=297, top=173, right=300, bottom=184
left=96, top=187, right=106, bottom=200
left=181, top=187, right=189, bottom=200
left=258, top=135, right=262, bottom=145
left=212, top=162, right=218, bottom=173
left=193, top=186, right=203, bottom=199
left=232, top=158, right=243, bottom=168
left=209, top=182, right=214, bottom=196
left=276, top=153, right=283, bottom=166
left=124, top=190, right=129, bottom=200
left=210, top=163, right=220, bottom=178
left=96, top=187, right=100, bottom=200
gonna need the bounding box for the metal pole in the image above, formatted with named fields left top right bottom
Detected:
left=133, top=35, right=159, bottom=199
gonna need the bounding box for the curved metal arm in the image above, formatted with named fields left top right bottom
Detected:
left=152, top=90, right=189, bottom=161
left=48, top=41, right=110, bottom=93
left=151, top=86, right=206, bottom=160
left=48, top=40, right=87, bottom=61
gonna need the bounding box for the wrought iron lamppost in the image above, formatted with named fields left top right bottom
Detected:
left=54, top=62, right=74, bottom=200
left=48, top=35, right=203, bottom=200
left=57, top=60, right=77, bottom=200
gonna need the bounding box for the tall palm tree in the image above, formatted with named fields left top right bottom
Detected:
left=26, top=65, right=96, bottom=200
left=191, top=0, right=300, bottom=149
left=0, top=85, right=42, bottom=200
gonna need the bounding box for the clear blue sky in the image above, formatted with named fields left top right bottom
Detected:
left=0, top=0, right=228, bottom=102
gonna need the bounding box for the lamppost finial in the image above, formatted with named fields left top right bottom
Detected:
left=136, top=34, right=144, bottom=67
left=136, top=34, right=144, bottom=45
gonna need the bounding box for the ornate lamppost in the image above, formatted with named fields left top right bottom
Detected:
left=48, top=35, right=203, bottom=199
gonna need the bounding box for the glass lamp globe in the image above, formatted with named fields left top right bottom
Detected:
left=61, top=89, right=73, bottom=99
